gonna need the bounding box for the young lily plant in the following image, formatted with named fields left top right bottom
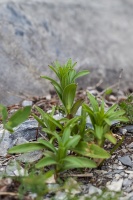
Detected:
left=83, top=92, right=129, bottom=147
left=8, top=104, right=111, bottom=178
left=8, top=120, right=97, bottom=179
left=41, top=59, right=89, bottom=119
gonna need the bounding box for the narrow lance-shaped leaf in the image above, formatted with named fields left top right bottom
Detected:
left=73, top=141, right=110, bottom=159
left=72, top=70, right=90, bottom=81
left=71, top=99, right=84, bottom=116
left=32, top=113, right=46, bottom=128
left=35, top=106, right=63, bottom=130
left=62, top=127, right=71, bottom=144
left=8, top=142, right=45, bottom=154
left=0, top=104, right=8, bottom=124
left=104, top=104, right=118, bottom=118
left=104, top=132, right=117, bottom=144
left=6, top=106, right=31, bottom=131
left=87, top=92, right=99, bottom=112
left=35, top=156, right=57, bottom=168
left=62, top=156, right=96, bottom=171
left=65, top=116, right=81, bottom=128
left=62, top=83, right=77, bottom=112
left=37, top=139, right=56, bottom=152
left=94, top=125, right=104, bottom=140
left=65, top=135, right=81, bottom=149
left=41, top=76, right=62, bottom=99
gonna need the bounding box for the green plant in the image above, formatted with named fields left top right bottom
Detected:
left=41, top=59, right=89, bottom=119
left=0, top=104, right=31, bottom=132
left=119, top=94, right=133, bottom=123
left=83, top=92, right=128, bottom=147
left=17, top=170, right=53, bottom=200
left=0, top=105, right=31, bottom=144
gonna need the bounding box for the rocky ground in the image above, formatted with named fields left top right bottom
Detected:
left=0, top=87, right=133, bottom=200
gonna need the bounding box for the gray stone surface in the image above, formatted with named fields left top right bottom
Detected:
left=0, top=0, right=133, bottom=105
left=118, top=156, right=132, bottom=168
left=0, top=119, right=43, bottom=156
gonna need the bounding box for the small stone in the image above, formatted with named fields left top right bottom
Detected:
left=17, top=150, right=43, bottom=163
left=89, top=185, right=102, bottom=195
left=65, top=178, right=81, bottom=194
left=128, top=173, right=133, bottom=179
left=45, top=175, right=56, bottom=184
left=21, top=100, right=33, bottom=107
left=0, top=129, right=13, bottom=156
left=54, top=191, right=68, bottom=200
left=13, top=137, right=28, bottom=145
left=122, top=149, right=128, bottom=153
left=119, top=128, right=127, bottom=135
left=118, top=156, right=132, bottom=167
left=114, top=174, right=121, bottom=180
left=123, top=125, right=133, bottom=133
left=122, top=178, right=132, bottom=187
left=125, top=187, right=133, bottom=193
left=5, top=160, right=28, bottom=176
left=125, top=170, right=133, bottom=174
left=46, top=94, right=51, bottom=100
left=109, top=95, right=117, bottom=102
left=106, top=179, right=123, bottom=192
left=128, top=142, right=133, bottom=149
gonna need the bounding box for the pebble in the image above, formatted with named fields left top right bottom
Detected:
left=106, top=179, right=123, bottom=192
left=5, top=160, right=28, bottom=176
left=21, top=100, right=33, bottom=107
left=89, top=185, right=102, bottom=195
left=128, top=142, right=133, bottom=149
left=122, top=178, right=132, bottom=187
left=118, top=156, right=132, bottom=167
left=123, top=125, right=133, bottom=133
left=17, top=150, right=43, bottom=163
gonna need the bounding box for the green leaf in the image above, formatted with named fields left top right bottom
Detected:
left=32, top=113, right=46, bottom=128
left=72, top=70, right=89, bottom=81
left=62, top=156, right=96, bottom=170
left=0, top=104, right=8, bottom=124
left=104, top=132, right=117, bottom=144
left=87, top=93, right=99, bottom=112
left=49, top=65, right=59, bottom=78
left=82, top=103, right=95, bottom=126
left=71, top=99, right=84, bottom=116
left=8, top=142, right=44, bottom=154
left=73, top=142, right=110, bottom=158
left=65, top=116, right=81, bottom=128
left=42, top=129, right=62, bottom=144
left=6, top=106, right=31, bottom=130
left=62, top=83, right=77, bottom=112
left=104, top=118, right=112, bottom=126
left=94, top=125, right=104, bottom=140
left=78, top=107, right=87, bottom=138
left=62, top=127, right=71, bottom=144
left=37, top=139, right=56, bottom=152
left=35, top=106, right=63, bottom=130
left=35, top=156, right=57, bottom=168
left=104, top=104, right=118, bottom=117
left=66, top=58, right=72, bottom=68
left=41, top=76, right=62, bottom=98
left=65, top=135, right=81, bottom=149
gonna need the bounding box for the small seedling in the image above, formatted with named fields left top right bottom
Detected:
left=41, top=59, right=89, bottom=118
left=83, top=92, right=128, bottom=147
left=119, top=94, right=133, bottom=123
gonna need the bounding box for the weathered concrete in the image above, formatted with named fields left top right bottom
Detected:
left=0, top=0, right=133, bottom=105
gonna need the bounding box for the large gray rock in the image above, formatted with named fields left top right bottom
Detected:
left=0, top=0, right=133, bottom=105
